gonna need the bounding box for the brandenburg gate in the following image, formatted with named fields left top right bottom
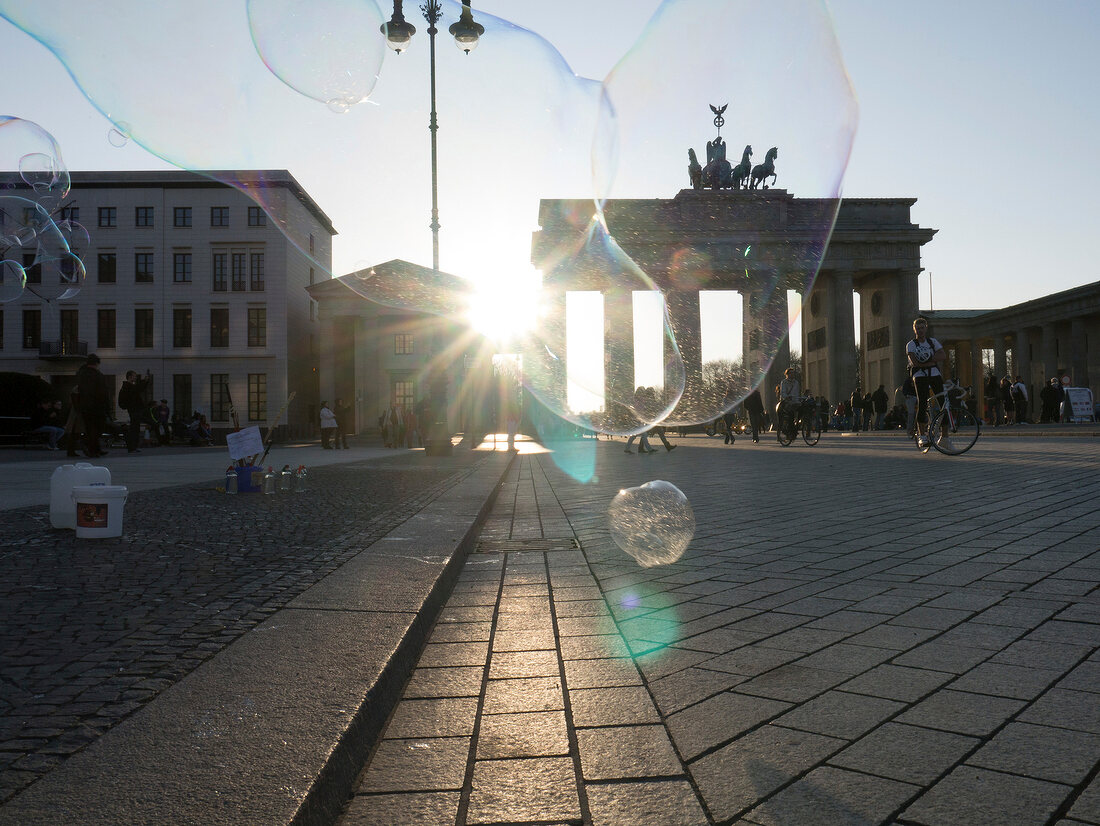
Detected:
left=532, top=188, right=937, bottom=413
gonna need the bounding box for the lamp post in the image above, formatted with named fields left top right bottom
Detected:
left=381, top=0, right=483, bottom=456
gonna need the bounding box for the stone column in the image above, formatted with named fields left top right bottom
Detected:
left=664, top=289, right=702, bottom=417
left=1040, top=322, right=1058, bottom=383
left=1014, top=328, right=1032, bottom=417
left=993, top=336, right=1007, bottom=378
left=318, top=312, right=339, bottom=408
left=970, top=339, right=983, bottom=414
left=894, top=268, right=921, bottom=390
left=762, top=285, right=790, bottom=409
left=1070, top=317, right=1089, bottom=387
left=542, top=288, right=568, bottom=405
left=604, top=288, right=635, bottom=426
left=829, top=269, right=856, bottom=402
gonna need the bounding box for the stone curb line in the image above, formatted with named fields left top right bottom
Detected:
left=0, top=451, right=515, bottom=826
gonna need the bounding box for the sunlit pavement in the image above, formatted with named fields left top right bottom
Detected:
left=340, top=433, right=1100, bottom=826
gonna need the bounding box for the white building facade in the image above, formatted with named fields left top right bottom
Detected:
left=0, top=170, right=334, bottom=436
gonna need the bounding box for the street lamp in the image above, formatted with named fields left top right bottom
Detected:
left=381, top=0, right=484, bottom=455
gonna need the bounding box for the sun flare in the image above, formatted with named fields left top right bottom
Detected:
left=467, top=276, right=540, bottom=344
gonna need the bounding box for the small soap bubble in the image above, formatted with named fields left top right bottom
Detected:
left=107, top=122, right=131, bottom=147
left=0, top=259, right=27, bottom=304
left=608, top=480, right=695, bottom=568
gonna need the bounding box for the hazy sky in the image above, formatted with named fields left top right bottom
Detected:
left=2, top=0, right=1097, bottom=316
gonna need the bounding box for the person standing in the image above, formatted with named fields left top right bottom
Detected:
left=1012, top=375, right=1029, bottom=424
left=118, top=369, right=151, bottom=453
left=849, top=388, right=862, bottom=432
left=906, top=316, right=947, bottom=449
left=1039, top=379, right=1059, bottom=423
left=153, top=399, right=171, bottom=444
left=743, top=388, right=765, bottom=443
left=334, top=397, right=352, bottom=449
left=871, top=385, right=889, bottom=430
left=898, top=377, right=918, bottom=437
left=76, top=354, right=110, bottom=458
left=319, top=401, right=337, bottom=448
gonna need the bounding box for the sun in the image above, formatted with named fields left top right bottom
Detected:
left=467, top=272, right=540, bottom=344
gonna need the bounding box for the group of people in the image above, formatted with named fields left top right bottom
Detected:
left=377, top=403, right=422, bottom=449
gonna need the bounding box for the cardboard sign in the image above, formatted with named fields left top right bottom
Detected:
left=1063, top=387, right=1096, bottom=423
left=226, top=426, right=264, bottom=460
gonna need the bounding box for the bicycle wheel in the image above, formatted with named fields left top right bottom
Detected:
left=777, top=420, right=795, bottom=446
left=802, top=416, right=821, bottom=446
left=931, top=407, right=980, bottom=455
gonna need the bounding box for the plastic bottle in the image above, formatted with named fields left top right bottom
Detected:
left=295, top=465, right=307, bottom=492
left=225, top=466, right=238, bottom=494
left=262, top=466, right=276, bottom=495
left=279, top=464, right=293, bottom=492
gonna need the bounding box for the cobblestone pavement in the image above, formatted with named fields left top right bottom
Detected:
left=340, top=435, right=1100, bottom=826
left=0, top=452, right=485, bottom=804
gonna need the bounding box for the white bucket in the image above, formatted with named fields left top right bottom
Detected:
left=51, top=463, right=111, bottom=529
left=72, top=485, right=128, bottom=539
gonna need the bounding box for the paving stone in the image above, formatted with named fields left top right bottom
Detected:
left=383, top=697, right=479, bottom=739
left=806, top=611, right=888, bottom=633
left=358, top=737, right=471, bottom=793
left=827, top=722, right=978, bottom=786
left=1018, top=688, right=1100, bottom=734
left=402, top=666, right=486, bottom=700
left=586, top=780, right=708, bottom=826
left=569, top=686, right=660, bottom=727
left=900, top=766, right=1073, bottom=826
left=466, top=757, right=580, bottom=824
left=1027, top=620, right=1100, bottom=648
left=1068, top=773, right=1100, bottom=823
left=476, top=710, right=570, bottom=759
left=342, top=791, right=460, bottom=825
left=562, top=658, right=642, bottom=689
left=793, top=642, right=897, bottom=675
left=494, top=611, right=553, bottom=632
left=558, top=634, right=631, bottom=660
left=896, top=690, right=1026, bottom=737
left=758, top=627, right=851, bottom=653
left=482, top=677, right=564, bottom=715
left=839, top=663, right=954, bottom=702
left=892, top=641, right=993, bottom=674
left=576, top=725, right=682, bottom=780
left=947, top=661, right=1064, bottom=700
left=488, top=649, right=560, bottom=679
left=666, top=692, right=791, bottom=761
left=648, top=666, right=744, bottom=715
left=736, top=664, right=851, bottom=703
left=1057, top=660, right=1100, bottom=693
left=991, top=638, right=1093, bottom=670
left=967, top=721, right=1100, bottom=786
left=632, top=647, right=714, bottom=681
left=775, top=690, right=904, bottom=740
left=554, top=616, right=619, bottom=637
left=741, top=765, right=918, bottom=826
left=416, top=642, right=489, bottom=668
left=491, top=628, right=557, bottom=652
left=696, top=644, right=803, bottom=676
left=690, top=724, right=845, bottom=822
left=889, top=605, right=973, bottom=630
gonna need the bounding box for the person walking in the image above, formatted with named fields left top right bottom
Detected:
left=319, top=401, right=337, bottom=448
left=118, top=369, right=151, bottom=453
left=1012, top=375, right=1029, bottom=424
left=75, top=354, right=110, bottom=458
left=871, top=385, right=889, bottom=430
left=744, top=388, right=765, bottom=443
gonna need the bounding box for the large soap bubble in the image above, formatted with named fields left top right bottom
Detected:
left=608, top=480, right=695, bottom=568
left=592, top=0, right=857, bottom=427
left=247, top=0, right=386, bottom=112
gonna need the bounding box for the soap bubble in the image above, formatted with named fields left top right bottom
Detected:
left=0, top=259, right=27, bottom=303
left=0, top=194, right=85, bottom=303
left=608, top=480, right=695, bottom=568
left=247, top=0, right=385, bottom=110
left=107, top=122, right=131, bottom=147
left=0, top=117, right=71, bottom=214
left=593, top=0, right=857, bottom=426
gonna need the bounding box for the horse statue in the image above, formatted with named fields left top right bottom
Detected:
left=702, top=135, right=732, bottom=189
left=688, top=148, right=702, bottom=190
left=749, top=147, right=778, bottom=190
left=731, top=144, right=752, bottom=190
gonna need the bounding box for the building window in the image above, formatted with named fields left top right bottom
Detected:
left=173, top=207, right=192, bottom=228
left=97, top=252, right=117, bottom=283
left=231, top=253, right=246, bottom=291
left=210, top=374, right=230, bottom=422
left=173, top=252, right=192, bottom=283
left=309, top=267, right=314, bottom=285
left=173, top=307, right=192, bottom=348
left=135, top=206, right=154, bottom=227
left=309, top=233, right=315, bottom=254
left=212, top=252, right=227, bottom=291
left=135, top=252, right=154, bottom=283
left=98, top=207, right=116, bottom=228
left=250, top=252, right=264, bottom=291
left=59, top=206, right=79, bottom=222
left=60, top=252, right=81, bottom=281
left=393, top=380, right=414, bottom=409
left=248, top=206, right=266, bottom=227
left=22, top=252, right=41, bottom=284
left=134, top=308, right=154, bottom=348
left=60, top=309, right=79, bottom=353
left=97, top=308, right=116, bottom=348
left=23, top=308, right=41, bottom=349
left=394, top=333, right=414, bottom=355
left=210, top=307, right=229, bottom=347
left=173, top=374, right=192, bottom=419
left=210, top=206, right=229, bottom=227
left=247, top=307, right=266, bottom=347
left=248, top=373, right=267, bottom=422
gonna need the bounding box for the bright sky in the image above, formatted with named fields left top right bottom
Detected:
left=2, top=0, right=1097, bottom=408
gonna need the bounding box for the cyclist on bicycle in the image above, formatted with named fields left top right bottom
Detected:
left=776, top=368, right=801, bottom=438
left=907, top=316, right=947, bottom=449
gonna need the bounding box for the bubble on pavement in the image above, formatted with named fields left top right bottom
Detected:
left=608, top=480, right=694, bottom=567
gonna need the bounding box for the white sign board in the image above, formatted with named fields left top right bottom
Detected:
left=225, top=426, right=264, bottom=460
left=1063, top=387, right=1096, bottom=423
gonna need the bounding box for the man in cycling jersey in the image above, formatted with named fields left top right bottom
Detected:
left=907, top=316, right=947, bottom=449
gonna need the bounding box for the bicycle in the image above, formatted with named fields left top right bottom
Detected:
left=914, top=380, right=981, bottom=455
left=776, top=396, right=821, bottom=447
